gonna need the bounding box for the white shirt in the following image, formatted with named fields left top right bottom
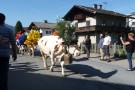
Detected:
left=103, top=36, right=111, bottom=45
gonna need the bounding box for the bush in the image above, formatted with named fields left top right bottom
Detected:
left=114, top=49, right=126, bottom=58
left=119, top=49, right=126, bottom=58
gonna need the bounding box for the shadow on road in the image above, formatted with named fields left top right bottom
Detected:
left=73, top=57, right=90, bottom=62
left=65, top=64, right=117, bottom=79
left=9, top=62, right=40, bottom=72
left=110, top=57, right=126, bottom=61
left=9, top=61, right=134, bottom=90
left=34, top=50, right=42, bottom=57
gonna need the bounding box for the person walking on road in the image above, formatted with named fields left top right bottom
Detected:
left=84, top=35, right=91, bottom=58
left=0, top=13, right=17, bottom=90
left=103, top=32, right=111, bottom=62
left=82, top=36, right=87, bottom=54
left=120, top=33, right=135, bottom=71
left=98, top=34, right=104, bottom=60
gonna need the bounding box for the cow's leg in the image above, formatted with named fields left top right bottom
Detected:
left=50, top=53, right=55, bottom=72
left=31, top=48, right=34, bottom=58
left=60, top=61, right=65, bottom=76
left=39, top=49, right=48, bottom=69
left=32, top=45, right=36, bottom=58
left=27, top=49, right=31, bottom=56
left=20, top=45, right=24, bottom=56
left=54, top=58, right=58, bottom=65
left=43, top=55, right=48, bottom=70
left=17, top=46, right=21, bottom=54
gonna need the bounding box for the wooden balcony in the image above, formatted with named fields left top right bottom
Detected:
left=76, top=26, right=130, bottom=33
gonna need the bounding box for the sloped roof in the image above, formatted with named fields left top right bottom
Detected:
left=80, top=5, right=126, bottom=17
left=63, top=5, right=127, bottom=20
left=130, top=12, right=135, bottom=15
left=32, top=22, right=56, bottom=29
left=23, top=27, right=30, bottom=33
left=23, top=27, right=28, bottom=30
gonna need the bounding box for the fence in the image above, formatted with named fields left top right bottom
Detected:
left=80, top=43, right=128, bottom=58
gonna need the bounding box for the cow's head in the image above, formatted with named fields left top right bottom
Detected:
left=67, top=45, right=80, bottom=56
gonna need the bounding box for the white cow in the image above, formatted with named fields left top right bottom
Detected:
left=38, top=36, right=80, bottom=76
left=26, top=44, right=37, bottom=57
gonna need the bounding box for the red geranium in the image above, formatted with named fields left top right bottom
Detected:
left=16, top=31, right=22, bottom=40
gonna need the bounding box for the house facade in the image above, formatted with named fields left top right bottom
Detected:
left=63, top=5, right=130, bottom=45
left=128, top=13, right=135, bottom=31
left=28, top=21, right=56, bottom=37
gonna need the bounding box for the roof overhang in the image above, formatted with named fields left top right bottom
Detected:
left=126, top=16, right=135, bottom=19
left=63, top=5, right=129, bottom=21
left=63, top=5, right=95, bottom=21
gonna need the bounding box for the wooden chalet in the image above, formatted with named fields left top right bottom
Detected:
left=63, top=5, right=130, bottom=44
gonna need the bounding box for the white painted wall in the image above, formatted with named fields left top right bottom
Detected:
left=90, top=35, right=96, bottom=44
left=78, top=17, right=96, bottom=27
left=40, top=28, right=53, bottom=36
left=78, top=22, right=86, bottom=27
left=78, top=35, right=96, bottom=46
left=71, top=17, right=96, bottom=27
left=86, top=17, right=96, bottom=25
left=78, top=36, right=85, bottom=46
left=129, top=14, right=135, bottom=27
left=71, top=20, right=78, bottom=25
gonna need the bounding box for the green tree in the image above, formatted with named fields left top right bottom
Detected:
left=14, top=21, right=23, bottom=36
left=56, top=20, right=75, bottom=44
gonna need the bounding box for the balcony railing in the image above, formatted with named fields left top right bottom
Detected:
left=76, top=26, right=130, bottom=32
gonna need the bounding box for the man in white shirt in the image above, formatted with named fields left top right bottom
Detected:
left=103, top=32, right=111, bottom=62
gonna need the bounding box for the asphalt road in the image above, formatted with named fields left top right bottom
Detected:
left=8, top=50, right=135, bottom=90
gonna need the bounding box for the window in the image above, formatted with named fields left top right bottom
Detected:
left=86, top=21, right=90, bottom=26
left=132, top=22, right=135, bottom=25
left=75, top=22, right=78, bottom=27
left=112, top=21, right=116, bottom=26
left=78, top=19, right=85, bottom=23
left=49, top=31, right=52, bottom=34
left=46, top=31, right=51, bottom=34
left=101, top=20, right=106, bottom=26
left=132, top=27, right=135, bottom=31
left=46, top=31, right=48, bottom=34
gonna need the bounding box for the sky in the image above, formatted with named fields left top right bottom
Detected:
left=0, top=0, right=135, bottom=27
